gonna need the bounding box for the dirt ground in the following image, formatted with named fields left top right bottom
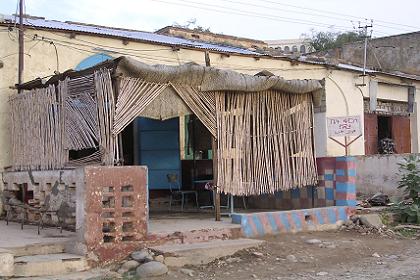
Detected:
left=153, top=230, right=420, bottom=280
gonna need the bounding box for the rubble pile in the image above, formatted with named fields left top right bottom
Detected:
left=110, top=248, right=169, bottom=278
left=340, top=215, right=397, bottom=238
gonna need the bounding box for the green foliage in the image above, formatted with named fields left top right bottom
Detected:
left=393, top=155, right=420, bottom=224
left=303, top=29, right=365, bottom=52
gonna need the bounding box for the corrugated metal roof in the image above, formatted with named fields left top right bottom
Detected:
left=1, top=15, right=262, bottom=56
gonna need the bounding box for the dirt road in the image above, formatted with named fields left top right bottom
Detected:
left=155, top=231, right=420, bottom=280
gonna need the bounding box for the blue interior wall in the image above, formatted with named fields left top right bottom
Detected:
left=136, top=117, right=180, bottom=190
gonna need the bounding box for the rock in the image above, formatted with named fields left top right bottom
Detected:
left=136, top=261, right=168, bottom=277
left=252, top=252, right=264, bottom=257
left=145, top=255, right=154, bottom=262
left=251, top=274, right=258, bottom=278
left=154, top=255, right=165, bottom=263
left=359, top=214, right=384, bottom=229
left=387, top=254, right=399, bottom=260
left=372, top=252, right=381, bottom=258
left=121, top=260, right=140, bottom=271
left=316, top=271, right=328, bottom=276
left=131, top=249, right=151, bottom=262
left=226, top=257, right=242, bottom=263
left=286, top=254, right=298, bottom=262
left=180, top=268, right=195, bottom=277
left=305, top=239, right=322, bottom=245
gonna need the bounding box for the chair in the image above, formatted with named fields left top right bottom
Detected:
left=167, top=174, right=199, bottom=211
left=3, top=190, right=65, bottom=235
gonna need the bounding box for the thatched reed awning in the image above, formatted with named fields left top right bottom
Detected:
left=10, top=56, right=322, bottom=195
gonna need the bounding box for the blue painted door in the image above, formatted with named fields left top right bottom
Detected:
left=136, top=117, right=180, bottom=190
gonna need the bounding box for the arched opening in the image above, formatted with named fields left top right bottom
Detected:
left=300, top=45, right=306, bottom=53
left=284, top=46, right=290, bottom=53
left=75, top=53, right=113, bottom=70
left=292, top=45, right=298, bottom=53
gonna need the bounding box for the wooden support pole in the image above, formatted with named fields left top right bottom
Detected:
left=212, top=137, right=221, bottom=221
left=205, top=50, right=221, bottom=221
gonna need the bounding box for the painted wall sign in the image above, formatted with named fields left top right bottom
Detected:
left=327, top=116, right=362, bottom=137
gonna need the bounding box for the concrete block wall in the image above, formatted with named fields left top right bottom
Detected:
left=76, top=166, right=148, bottom=264
left=232, top=206, right=355, bottom=238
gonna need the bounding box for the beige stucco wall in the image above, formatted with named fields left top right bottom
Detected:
left=1, top=25, right=419, bottom=171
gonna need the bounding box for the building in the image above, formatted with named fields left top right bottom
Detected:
left=0, top=14, right=419, bottom=275
left=265, top=38, right=313, bottom=53
left=0, top=15, right=419, bottom=164
left=312, top=31, right=420, bottom=75
left=156, top=25, right=267, bottom=50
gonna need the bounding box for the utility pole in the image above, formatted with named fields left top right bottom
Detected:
left=18, top=0, right=24, bottom=92
left=358, top=21, right=373, bottom=81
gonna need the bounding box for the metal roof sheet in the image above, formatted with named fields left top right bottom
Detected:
left=1, top=15, right=261, bottom=56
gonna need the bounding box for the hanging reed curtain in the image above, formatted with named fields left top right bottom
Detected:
left=172, top=84, right=217, bottom=137
left=215, top=90, right=317, bottom=196
left=10, top=84, right=66, bottom=170
left=113, top=77, right=168, bottom=135
left=94, top=68, right=117, bottom=165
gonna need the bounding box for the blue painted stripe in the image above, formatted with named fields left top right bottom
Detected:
left=242, top=217, right=255, bottom=238
left=336, top=199, right=357, bottom=206
left=315, top=209, right=324, bottom=224
left=336, top=183, right=356, bottom=193
left=267, top=213, right=279, bottom=233
left=325, top=188, right=335, bottom=200
left=337, top=207, right=347, bottom=220
left=291, top=212, right=302, bottom=230
left=252, top=215, right=266, bottom=236
left=279, top=213, right=291, bottom=231
left=327, top=208, right=337, bottom=223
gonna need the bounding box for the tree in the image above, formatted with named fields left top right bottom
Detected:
left=304, top=29, right=365, bottom=52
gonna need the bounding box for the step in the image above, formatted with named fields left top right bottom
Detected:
left=149, top=238, right=265, bottom=267
left=147, top=219, right=243, bottom=246
left=8, top=242, right=67, bottom=257
left=13, top=253, right=89, bottom=277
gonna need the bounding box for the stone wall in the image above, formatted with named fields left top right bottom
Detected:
left=2, top=170, right=82, bottom=227
left=318, top=32, right=420, bottom=75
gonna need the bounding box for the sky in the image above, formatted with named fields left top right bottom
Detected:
left=0, top=0, right=419, bottom=40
